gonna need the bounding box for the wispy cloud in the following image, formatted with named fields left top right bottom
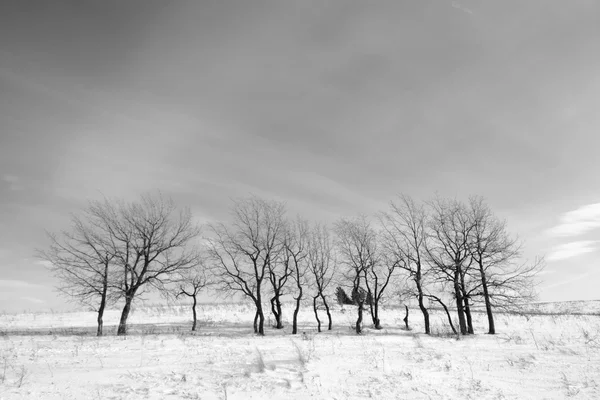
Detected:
left=547, top=203, right=600, bottom=237
left=20, top=296, right=45, bottom=304
left=0, top=279, right=45, bottom=289
left=451, top=1, right=474, bottom=15
left=546, top=240, right=599, bottom=262
left=543, top=271, right=593, bottom=290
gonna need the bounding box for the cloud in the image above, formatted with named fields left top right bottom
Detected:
left=546, top=240, right=598, bottom=262
left=0, top=279, right=45, bottom=289
left=20, top=296, right=45, bottom=304
left=543, top=271, right=593, bottom=290
left=547, top=203, right=600, bottom=237
left=2, top=174, right=19, bottom=183
left=1, top=174, right=23, bottom=191
left=451, top=1, right=474, bottom=15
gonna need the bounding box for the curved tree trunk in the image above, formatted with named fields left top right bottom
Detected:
left=270, top=292, right=284, bottom=329
left=97, top=299, right=106, bottom=337
left=255, top=298, right=265, bottom=335
left=356, top=302, right=364, bottom=334
left=313, top=296, right=322, bottom=332
left=253, top=309, right=259, bottom=333
left=191, top=295, right=197, bottom=331
left=416, top=279, right=430, bottom=334
left=403, top=305, right=409, bottom=330
left=117, top=292, right=135, bottom=336
left=320, top=294, right=332, bottom=330
left=464, top=296, right=474, bottom=334
left=429, top=295, right=457, bottom=335
left=292, top=286, right=302, bottom=334
left=97, top=262, right=109, bottom=337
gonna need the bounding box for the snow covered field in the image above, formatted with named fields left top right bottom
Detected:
left=1, top=302, right=599, bottom=399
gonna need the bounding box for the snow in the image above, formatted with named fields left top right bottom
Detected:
left=1, top=302, right=599, bottom=399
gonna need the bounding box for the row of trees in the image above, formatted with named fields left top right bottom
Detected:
left=39, top=192, right=542, bottom=336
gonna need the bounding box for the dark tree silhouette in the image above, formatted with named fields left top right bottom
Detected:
left=38, top=208, right=119, bottom=336
left=334, top=216, right=378, bottom=334
left=307, top=223, right=336, bottom=332
left=93, top=194, right=200, bottom=336
left=283, top=217, right=309, bottom=335
left=380, top=195, right=431, bottom=334
left=467, top=196, right=543, bottom=333
left=207, top=196, right=286, bottom=336
left=176, top=257, right=210, bottom=331
left=426, top=197, right=475, bottom=335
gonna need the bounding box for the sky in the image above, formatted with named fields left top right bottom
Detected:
left=1, top=0, right=599, bottom=313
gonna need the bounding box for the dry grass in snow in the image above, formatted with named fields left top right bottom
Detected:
left=1, top=302, right=599, bottom=399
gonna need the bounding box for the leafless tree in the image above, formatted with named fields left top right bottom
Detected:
left=363, top=238, right=396, bottom=330
left=176, top=255, right=210, bottom=331
left=283, top=217, right=309, bottom=334
left=467, top=196, right=544, bottom=333
left=38, top=209, right=119, bottom=336
left=307, top=222, right=336, bottom=332
left=207, top=196, right=286, bottom=335
left=426, top=197, right=476, bottom=335
left=90, top=193, right=201, bottom=336
left=267, top=225, right=294, bottom=329
left=380, top=195, right=431, bottom=334
left=334, top=215, right=380, bottom=334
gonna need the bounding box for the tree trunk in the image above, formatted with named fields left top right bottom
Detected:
left=270, top=292, right=284, bottom=329
left=191, top=295, right=197, bottom=331
left=292, top=288, right=302, bottom=335
left=356, top=302, right=363, bottom=334
left=464, top=296, right=474, bottom=334
left=97, top=299, right=105, bottom=337
left=372, top=302, right=382, bottom=329
left=479, top=262, right=495, bottom=334
left=460, top=269, right=474, bottom=334
left=403, top=305, right=409, bottom=330
left=440, top=300, right=457, bottom=335
left=454, top=270, right=467, bottom=335
left=368, top=292, right=378, bottom=328
left=253, top=310, right=259, bottom=334
left=313, top=296, right=321, bottom=332
left=416, top=280, right=430, bottom=334
left=97, top=262, right=109, bottom=337
left=430, top=295, right=457, bottom=335
left=321, top=294, right=332, bottom=330
left=117, top=293, right=134, bottom=336
left=256, top=300, right=265, bottom=335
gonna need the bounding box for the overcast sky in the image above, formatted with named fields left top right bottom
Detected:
left=1, top=0, right=599, bottom=312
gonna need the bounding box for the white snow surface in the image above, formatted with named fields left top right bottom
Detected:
left=1, top=302, right=599, bottom=399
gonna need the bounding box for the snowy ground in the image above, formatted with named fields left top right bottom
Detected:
left=1, top=302, right=599, bottom=399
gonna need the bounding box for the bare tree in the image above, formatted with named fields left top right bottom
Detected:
left=426, top=197, right=475, bottom=335
left=380, top=195, right=431, bottom=334
left=467, top=196, right=544, bottom=333
left=307, top=222, right=336, bottom=332
left=90, top=193, right=201, bottom=336
left=363, top=237, right=396, bottom=330
left=283, top=217, right=309, bottom=334
left=38, top=209, right=119, bottom=336
left=207, top=196, right=286, bottom=335
left=334, top=215, right=378, bottom=334
left=176, top=255, right=210, bottom=331
left=267, top=226, right=293, bottom=329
